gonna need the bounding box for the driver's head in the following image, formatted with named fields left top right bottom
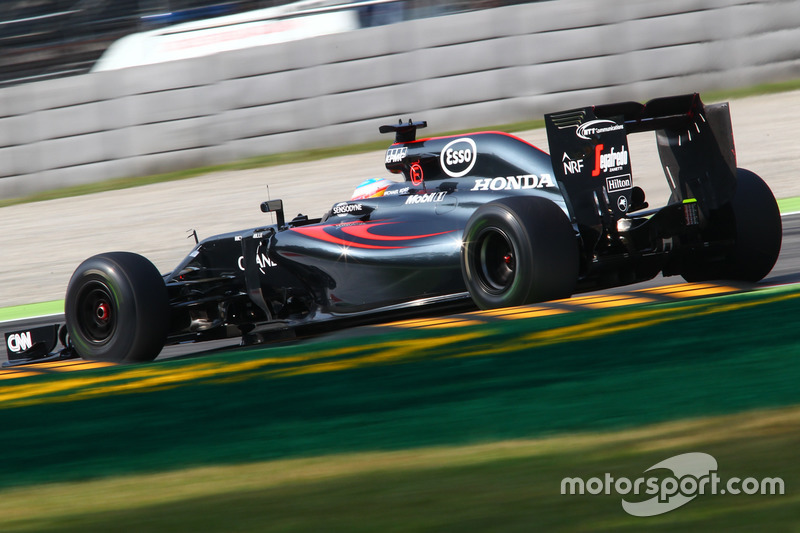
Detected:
left=351, top=178, right=395, bottom=200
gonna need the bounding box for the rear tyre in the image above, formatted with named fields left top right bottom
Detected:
left=681, top=168, right=782, bottom=282
left=461, top=196, right=579, bottom=309
left=65, top=252, right=169, bottom=363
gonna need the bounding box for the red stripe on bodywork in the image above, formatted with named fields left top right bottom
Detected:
left=340, top=222, right=453, bottom=241
left=289, top=221, right=454, bottom=249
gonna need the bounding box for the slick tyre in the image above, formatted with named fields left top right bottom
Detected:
left=682, top=168, right=782, bottom=283
left=461, top=196, right=579, bottom=309
left=65, top=252, right=169, bottom=363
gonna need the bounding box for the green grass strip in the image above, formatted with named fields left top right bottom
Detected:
left=0, top=301, right=63, bottom=322
left=702, top=77, right=800, bottom=102
left=777, top=196, right=800, bottom=213
left=0, top=404, right=797, bottom=532
left=0, top=120, right=545, bottom=210
left=0, top=143, right=388, bottom=209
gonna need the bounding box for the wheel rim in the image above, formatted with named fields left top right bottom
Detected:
left=475, top=227, right=516, bottom=294
left=75, top=280, right=117, bottom=344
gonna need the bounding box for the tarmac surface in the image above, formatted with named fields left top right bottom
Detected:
left=1, top=90, right=799, bottom=307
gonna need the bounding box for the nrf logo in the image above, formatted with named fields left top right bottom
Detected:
left=562, top=153, right=584, bottom=175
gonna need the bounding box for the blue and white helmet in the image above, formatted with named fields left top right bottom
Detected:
left=351, top=177, right=395, bottom=200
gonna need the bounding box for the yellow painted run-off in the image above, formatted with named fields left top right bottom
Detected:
left=0, top=278, right=768, bottom=400
left=0, top=281, right=746, bottom=380
left=379, top=281, right=740, bottom=328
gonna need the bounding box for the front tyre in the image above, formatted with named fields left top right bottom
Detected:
left=461, top=196, right=579, bottom=309
left=65, top=252, right=169, bottom=363
left=682, top=168, right=782, bottom=282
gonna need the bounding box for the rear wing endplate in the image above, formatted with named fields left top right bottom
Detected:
left=545, top=93, right=736, bottom=229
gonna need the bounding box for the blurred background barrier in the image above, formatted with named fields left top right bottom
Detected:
left=0, top=0, right=799, bottom=199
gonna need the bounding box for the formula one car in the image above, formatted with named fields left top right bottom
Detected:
left=5, top=93, right=782, bottom=365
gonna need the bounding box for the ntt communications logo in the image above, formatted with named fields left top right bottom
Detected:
left=561, top=452, right=784, bottom=516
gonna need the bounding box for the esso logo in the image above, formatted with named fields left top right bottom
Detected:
left=440, top=138, right=477, bottom=177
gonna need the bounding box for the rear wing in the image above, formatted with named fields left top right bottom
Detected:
left=545, top=93, right=736, bottom=229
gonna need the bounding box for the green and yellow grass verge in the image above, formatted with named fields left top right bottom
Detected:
left=1, top=284, right=800, bottom=530
left=0, top=405, right=797, bottom=532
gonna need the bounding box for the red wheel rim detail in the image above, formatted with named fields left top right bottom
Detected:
left=96, top=302, right=110, bottom=322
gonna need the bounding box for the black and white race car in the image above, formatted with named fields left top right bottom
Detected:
left=5, top=93, right=782, bottom=364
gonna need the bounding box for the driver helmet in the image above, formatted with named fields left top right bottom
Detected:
left=351, top=177, right=395, bottom=200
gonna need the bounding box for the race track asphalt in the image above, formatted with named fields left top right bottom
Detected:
left=1, top=90, right=799, bottom=308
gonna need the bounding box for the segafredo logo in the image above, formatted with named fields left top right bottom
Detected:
left=6, top=331, right=32, bottom=353
left=440, top=138, right=477, bottom=177
left=576, top=119, right=624, bottom=140
left=592, top=144, right=628, bottom=177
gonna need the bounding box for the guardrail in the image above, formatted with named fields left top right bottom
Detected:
left=1, top=0, right=799, bottom=199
